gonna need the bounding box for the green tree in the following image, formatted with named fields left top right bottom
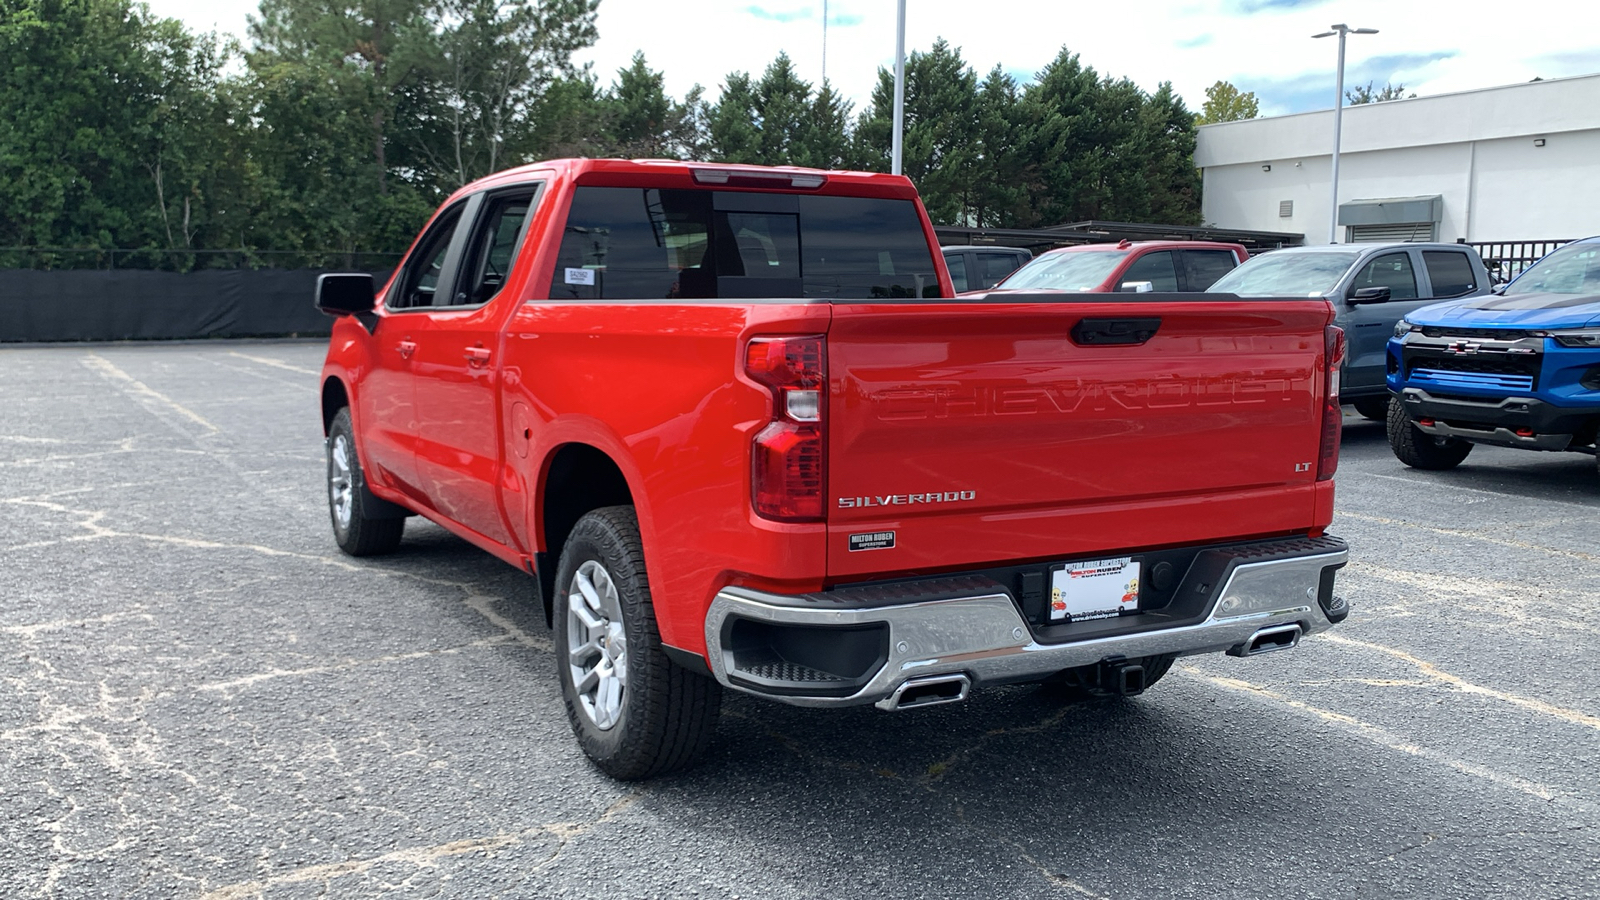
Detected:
left=752, top=52, right=813, bottom=165
left=706, top=71, right=761, bottom=162
left=1346, top=81, right=1416, bottom=104
left=1016, top=48, right=1201, bottom=226
left=969, top=65, right=1033, bottom=228
left=796, top=81, right=851, bottom=170
left=1016, top=48, right=1112, bottom=225
left=852, top=39, right=981, bottom=225
left=423, top=0, right=599, bottom=186
left=1134, top=82, right=1202, bottom=225
left=705, top=54, right=850, bottom=168
left=243, top=0, right=598, bottom=252
left=1195, top=79, right=1259, bottom=124
left=605, top=52, right=704, bottom=159
left=0, top=0, right=249, bottom=257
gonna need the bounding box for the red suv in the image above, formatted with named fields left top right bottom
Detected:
left=974, top=240, right=1247, bottom=295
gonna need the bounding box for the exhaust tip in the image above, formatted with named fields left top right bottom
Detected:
left=876, top=673, right=971, bottom=711
left=1229, top=623, right=1303, bottom=658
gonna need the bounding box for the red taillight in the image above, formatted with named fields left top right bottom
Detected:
left=1318, top=325, right=1346, bottom=481
left=747, top=336, right=826, bottom=521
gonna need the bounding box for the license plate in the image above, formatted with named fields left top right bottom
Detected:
left=1050, top=557, right=1140, bottom=622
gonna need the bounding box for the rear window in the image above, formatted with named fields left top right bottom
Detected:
left=549, top=187, right=941, bottom=300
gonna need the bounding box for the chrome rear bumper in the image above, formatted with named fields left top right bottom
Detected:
left=704, top=538, right=1348, bottom=709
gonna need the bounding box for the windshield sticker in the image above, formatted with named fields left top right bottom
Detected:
left=564, top=267, right=596, bottom=286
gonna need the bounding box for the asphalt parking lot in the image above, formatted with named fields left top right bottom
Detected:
left=3, top=341, right=1597, bottom=899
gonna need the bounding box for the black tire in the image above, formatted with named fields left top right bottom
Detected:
left=1039, top=653, right=1176, bottom=702
left=554, top=506, right=721, bottom=780
left=326, top=407, right=406, bottom=556
left=1352, top=396, right=1389, bottom=421
left=1386, top=397, right=1473, bottom=470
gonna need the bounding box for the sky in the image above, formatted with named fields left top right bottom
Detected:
left=149, top=0, right=1600, bottom=118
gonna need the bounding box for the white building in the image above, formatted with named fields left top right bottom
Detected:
left=1195, top=73, right=1600, bottom=245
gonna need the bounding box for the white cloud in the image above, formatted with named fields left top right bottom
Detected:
left=145, top=0, right=1600, bottom=117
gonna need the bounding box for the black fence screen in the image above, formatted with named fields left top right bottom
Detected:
left=1, top=267, right=393, bottom=343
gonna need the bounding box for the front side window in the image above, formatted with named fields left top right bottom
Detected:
left=1351, top=252, right=1419, bottom=300
left=1121, top=250, right=1179, bottom=291
left=1505, top=243, right=1600, bottom=295
left=392, top=206, right=464, bottom=309
left=548, top=187, right=941, bottom=301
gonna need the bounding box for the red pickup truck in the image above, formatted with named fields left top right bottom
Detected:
left=316, top=159, right=1350, bottom=779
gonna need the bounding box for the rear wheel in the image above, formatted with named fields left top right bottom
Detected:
left=1039, top=654, right=1176, bottom=702
left=327, top=407, right=406, bottom=556
left=554, top=506, right=721, bottom=780
left=1352, top=396, right=1389, bottom=421
left=1387, top=397, right=1473, bottom=470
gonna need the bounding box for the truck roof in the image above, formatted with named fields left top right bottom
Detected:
left=452, top=158, right=921, bottom=204
left=1042, top=239, right=1247, bottom=254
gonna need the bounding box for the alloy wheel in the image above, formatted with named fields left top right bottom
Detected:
left=566, top=560, right=629, bottom=730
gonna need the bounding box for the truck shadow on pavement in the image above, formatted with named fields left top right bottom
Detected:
left=324, top=522, right=1570, bottom=898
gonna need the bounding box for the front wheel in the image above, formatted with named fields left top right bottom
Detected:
left=1387, top=397, right=1473, bottom=470
left=327, top=407, right=406, bottom=556
left=554, top=506, right=721, bottom=780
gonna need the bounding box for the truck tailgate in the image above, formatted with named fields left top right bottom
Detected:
left=826, top=297, right=1333, bottom=579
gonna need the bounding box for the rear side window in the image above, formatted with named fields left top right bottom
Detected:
left=1122, top=250, right=1179, bottom=291
left=1182, top=249, right=1238, bottom=291
left=549, top=187, right=942, bottom=301
left=977, top=252, right=1024, bottom=289
left=945, top=253, right=969, bottom=292
left=1422, top=251, right=1477, bottom=298
left=1351, top=252, right=1418, bottom=300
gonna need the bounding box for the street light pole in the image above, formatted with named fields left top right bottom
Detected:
left=1313, top=24, right=1377, bottom=244
left=892, top=0, right=906, bottom=176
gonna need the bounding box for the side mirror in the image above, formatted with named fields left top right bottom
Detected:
left=1119, top=281, right=1154, bottom=293
left=315, top=273, right=377, bottom=317
left=1349, top=286, right=1391, bottom=305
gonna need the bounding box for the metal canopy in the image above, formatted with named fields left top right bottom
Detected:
left=1337, top=195, right=1443, bottom=226
left=934, top=220, right=1305, bottom=255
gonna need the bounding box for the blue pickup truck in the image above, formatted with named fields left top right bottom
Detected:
left=1386, top=236, right=1600, bottom=475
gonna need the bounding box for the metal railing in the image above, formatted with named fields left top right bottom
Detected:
left=0, top=247, right=403, bottom=272
left=1459, top=239, right=1573, bottom=284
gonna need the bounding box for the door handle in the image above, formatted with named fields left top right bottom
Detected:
left=464, top=346, right=491, bottom=367
left=397, top=340, right=417, bottom=359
